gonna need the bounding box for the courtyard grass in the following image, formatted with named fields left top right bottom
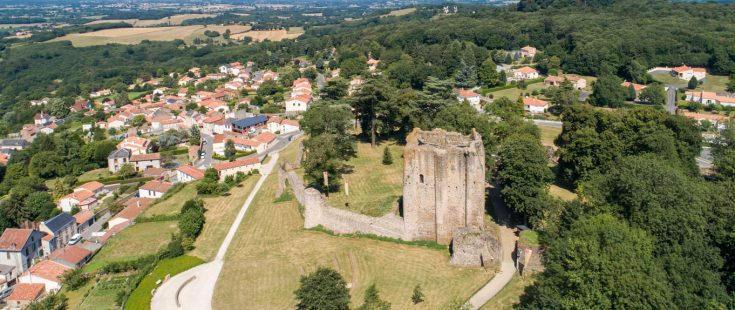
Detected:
left=213, top=142, right=493, bottom=309
left=324, top=140, right=404, bottom=216
left=91, top=221, right=178, bottom=265
left=125, top=255, right=204, bottom=310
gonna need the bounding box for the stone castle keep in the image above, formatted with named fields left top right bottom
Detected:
left=402, top=128, right=486, bottom=244
left=294, top=128, right=499, bottom=266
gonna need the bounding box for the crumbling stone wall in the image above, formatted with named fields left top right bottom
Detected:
left=402, top=128, right=486, bottom=244
left=303, top=188, right=405, bottom=239
left=450, top=228, right=502, bottom=268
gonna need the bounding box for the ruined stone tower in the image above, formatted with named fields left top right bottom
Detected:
left=402, top=128, right=486, bottom=244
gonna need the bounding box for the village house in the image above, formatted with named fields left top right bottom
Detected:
left=544, top=75, right=587, bottom=90
left=520, top=45, right=537, bottom=58
left=138, top=180, right=174, bottom=198
left=0, top=139, right=26, bottom=151
left=511, top=66, right=539, bottom=81
left=90, top=89, right=111, bottom=98
left=523, top=97, right=550, bottom=114
left=58, top=181, right=104, bottom=212
left=69, top=100, right=92, bottom=113
left=74, top=210, right=95, bottom=234
left=130, top=153, right=162, bottom=171
left=176, top=165, right=205, bottom=183
left=48, top=245, right=92, bottom=269
left=116, top=136, right=151, bottom=155
left=39, top=213, right=76, bottom=256
left=367, top=58, right=381, bottom=72
left=107, top=198, right=154, bottom=229
left=672, top=65, right=706, bottom=81
left=213, top=158, right=261, bottom=180
left=679, top=111, right=730, bottom=130
left=203, top=115, right=227, bottom=135
left=622, top=81, right=647, bottom=101
left=0, top=229, right=44, bottom=280
left=456, top=89, right=482, bottom=111
left=685, top=90, right=735, bottom=107
left=227, top=115, right=268, bottom=133
left=29, top=98, right=50, bottom=106
left=0, top=153, right=8, bottom=166
left=107, top=148, right=131, bottom=173
left=349, top=77, right=365, bottom=96
left=33, top=112, right=52, bottom=126
left=6, top=283, right=45, bottom=309
left=286, top=95, right=312, bottom=113
left=18, top=260, right=70, bottom=293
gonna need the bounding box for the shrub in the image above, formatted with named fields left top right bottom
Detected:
left=62, top=268, right=90, bottom=290
left=382, top=147, right=393, bottom=165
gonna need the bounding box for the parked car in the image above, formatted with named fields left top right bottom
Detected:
left=0, top=286, right=14, bottom=300
left=69, top=233, right=82, bottom=245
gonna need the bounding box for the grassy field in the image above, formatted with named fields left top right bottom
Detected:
left=90, top=221, right=178, bottom=265
left=84, top=14, right=216, bottom=27
left=141, top=176, right=259, bottom=261
left=230, top=27, right=304, bottom=42
left=538, top=125, right=561, bottom=147
left=213, top=142, right=493, bottom=310
left=126, top=255, right=204, bottom=310
left=323, top=140, right=404, bottom=216
left=78, top=168, right=112, bottom=182
left=51, top=25, right=251, bottom=47
left=480, top=275, right=536, bottom=310
left=489, top=82, right=548, bottom=102
left=652, top=72, right=730, bottom=92
left=382, top=8, right=417, bottom=17
left=549, top=184, right=577, bottom=201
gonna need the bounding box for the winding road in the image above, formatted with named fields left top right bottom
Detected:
left=151, top=137, right=292, bottom=310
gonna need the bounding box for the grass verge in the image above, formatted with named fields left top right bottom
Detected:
left=125, top=255, right=204, bottom=310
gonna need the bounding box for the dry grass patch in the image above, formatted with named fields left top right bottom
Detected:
left=85, top=14, right=216, bottom=27
left=480, top=275, right=536, bottom=310
left=538, top=125, right=561, bottom=147
left=549, top=184, right=577, bottom=201
left=325, top=140, right=404, bottom=216
left=51, top=26, right=203, bottom=47
left=231, top=27, right=304, bottom=42
left=382, top=8, right=417, bottom=17
left=213, top=142, right=492, bottom=309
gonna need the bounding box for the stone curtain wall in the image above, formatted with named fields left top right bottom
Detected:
left=303, top=188, right=406, bottom=239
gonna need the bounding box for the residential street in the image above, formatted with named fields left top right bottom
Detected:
left=196, top=133, right=214, bottom=169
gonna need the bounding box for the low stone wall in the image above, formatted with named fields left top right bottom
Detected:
left=303, top=188, right=406, bottom=240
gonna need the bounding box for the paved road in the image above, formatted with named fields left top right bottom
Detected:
left=197, top=134, right=214, bottom=169
left=666, top=85, right=677, bottom=114
left=151, top=140, right=291, bottom=310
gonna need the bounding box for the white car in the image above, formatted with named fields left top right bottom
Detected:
left=69, top=233, right=82, bottom=245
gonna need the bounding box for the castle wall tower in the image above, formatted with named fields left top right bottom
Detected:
left=402, top=128, right=486, bottom=244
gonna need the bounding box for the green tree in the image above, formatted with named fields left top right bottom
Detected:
left=26, top=293, right=68, bottom=310
left=520, top=214, right=674, bottom=309
left=454, top=47, right=477, bottom=88
left=62, top=268, right=90, bottom=290
left=625, top=84, right=636, bottom=101
left=179, top=203, right=205, bottom=238
left=294, top=267, right=350, bottom=310
left=639, top=83, right=666, bottom=105
left=224, top=139, right=236, bottom=161
left=727, top=75, right=735, bottom=92
left=350, top=79, right=397, bottom=147
left=590, top=75, right=626, bottom=108
left=24, top=192, right=56, bottom=221
left=340, top=58, right=366, bottom=78
left=321, top=79, right=348, bottom=100
left=382, top=147, right=393, bottom=165
left=117, top=164, right=137, bottom=179
left=189, top=125, right=201, bottom=145
left=496, top=133, right=553, bottom=224
left=688, top=76, right=698, bottom=89
left=357, top=284, right=391, bottom=310
left=478, top=57, right=501, bottom=86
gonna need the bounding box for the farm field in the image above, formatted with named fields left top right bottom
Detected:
left=382, top=7, right=417, bottom=17
left=213, top=142, right=493, bottom=310
left=50, top=25, right=251, bottom=47
left=84, top=14, right=216, bottom=27
left=230, top=27, right=304, bottom=42
left=324, top=140, right=404, bottom=217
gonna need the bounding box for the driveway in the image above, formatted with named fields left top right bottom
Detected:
left=151, top=146, right=287, bottom=310
left=81, top=211, right=111, bottom=241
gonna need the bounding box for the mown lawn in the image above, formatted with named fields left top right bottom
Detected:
left=488, top=82, right=548, bottom=102
left=78, top=168, right=113, bottom=183
left=126, top=255, right=204, bottom=310
left=538, top=125, right=561, bottom=147
left=91, top=221, right=178, bottom=265
left=324, top=140, right=404, bottom=217
left=480, top=275, right=536, bottom=310
left=213, top=141, right=493, bottom=309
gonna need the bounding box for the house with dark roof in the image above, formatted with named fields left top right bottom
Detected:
left=39, top=213, right=76, bottom=256
left=0, top=139, right=26, bottom=151
left=0, top=229, right=43, bottom=280
left=227, top=115, right=268, bottom=133
left=107, top=148, right=131, bottom=173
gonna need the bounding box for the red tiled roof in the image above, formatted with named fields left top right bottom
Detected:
left=621, top=81, right=646, bottom=92
left=7, top=283, right=44, bottom=301
left=177, top=165, right=205, bottom=180
left=213, top=158, right=260, bottom=171
left=515, top=66, right=538, bottom=74
left=77, top=181, right=104, bottom=193
left=130, top=153, right=161, bottom=162
left=139, top=180, right=174, bottom=193
left=23, top=260, right=70, bottom=282
left=523, top=97, right=549, bottom=107
left=73, top=210, right=94, bottom=225
left=281, top=119, right=299, bottom=127
left=457, top=88, right=479, bottom=98
left=63, top=189, right=95, bottom=203
left=254, top=132, right=276, bottom=144
left=0, top=229, right=34, bottom=251
left=48, top=245, right=91, bottom=265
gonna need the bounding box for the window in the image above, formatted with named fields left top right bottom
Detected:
left=419, top=174, right=424, bottom=183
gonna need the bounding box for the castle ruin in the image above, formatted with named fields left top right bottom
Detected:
left=402, top=128, right=486, bottom=244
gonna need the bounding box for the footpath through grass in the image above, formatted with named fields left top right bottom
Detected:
left=213, top=140, right=493, bottom=309
left=125, top=255, right=204, bottom=310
